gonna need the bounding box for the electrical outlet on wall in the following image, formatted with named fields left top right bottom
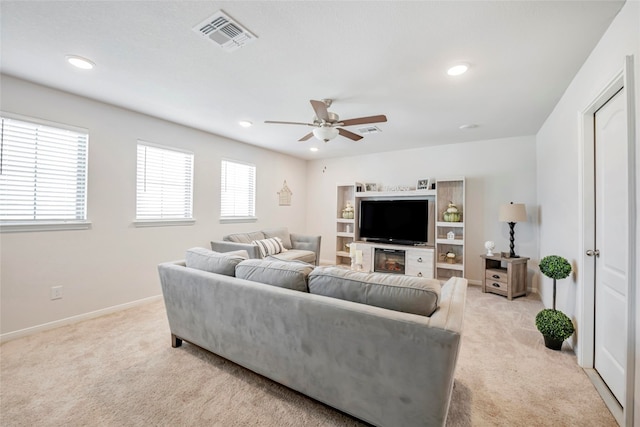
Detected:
left=50, top=286, right=62, bottom=300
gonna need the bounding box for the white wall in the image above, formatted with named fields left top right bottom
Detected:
left=0, top=75, right=308, bottom=337
left=305, top=136, right=538, bottom=285
left=536, top=0, right=639, bottom=422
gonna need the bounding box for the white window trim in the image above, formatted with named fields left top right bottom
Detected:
left=133, top=219, right=195, bottom=228
left=134, top=140, right=194, bottom=226
left=0, top=112, right=90, bottom=233
left=219, top=216, right=258, bottom=224
left=1, top=221, right=92, bottom=233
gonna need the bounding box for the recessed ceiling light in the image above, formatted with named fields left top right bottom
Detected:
left=66, top=55, right=95, bottom=70
left=459, top=124, right=478, bottom=130
left=310, top=147, right=319, bottom=152
left=447, top=63, right=469, bottom=76
left=238, top=120, right=252, bottom=128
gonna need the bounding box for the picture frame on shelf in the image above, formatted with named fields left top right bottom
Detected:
left=417, top=178, right=431, bottom=190
left=364, top=183, right=378, bottom=192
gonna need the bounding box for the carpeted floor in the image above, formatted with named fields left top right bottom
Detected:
left=0, top=285, right=616, bottom=426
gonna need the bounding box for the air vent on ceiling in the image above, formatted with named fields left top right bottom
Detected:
left=193, top=10, right=257, bottom=52
left=357, top=126, right=382, bottom=135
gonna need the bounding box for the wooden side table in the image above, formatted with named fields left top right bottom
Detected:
left=480, top=255, right=529, bottom=300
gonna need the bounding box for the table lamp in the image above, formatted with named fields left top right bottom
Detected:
left=499, top=202, right=527, bottom=258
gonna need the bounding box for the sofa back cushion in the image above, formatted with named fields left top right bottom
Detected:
left=224, top=231, right=265, bottom=244
left=308, top=267, right=441, bottom=316
left=185, top=248, right=248, bottom=276
left=235, top=259, right=313, bottom=292
left=262, top=227, right=293, bottom=249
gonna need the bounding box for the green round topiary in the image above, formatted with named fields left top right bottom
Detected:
left=539, top=255, right=572, bottom=280
left=535, top=309, right=575, bottom=341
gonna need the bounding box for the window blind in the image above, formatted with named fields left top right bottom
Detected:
left=136, top=143, right=193, bottom=221
left=220, top=159, right=255, bottom=219
left=0, top=116, right=88, bottom=224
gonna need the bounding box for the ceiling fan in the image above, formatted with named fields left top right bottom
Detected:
left=265, top=99, right=387, bottom=142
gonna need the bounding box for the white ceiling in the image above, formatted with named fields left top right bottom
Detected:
left=0, top=1, right=625, bottom=160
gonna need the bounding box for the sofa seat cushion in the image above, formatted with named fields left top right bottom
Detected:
left=235, top=259, right=313, bottom=292
left=269, top=249, right=316, bottom=265
left=185, top=247, right=248, bottom=276
left=308, top=266, right=441, bottom=316
left=224, top=231, right=265, bottom=244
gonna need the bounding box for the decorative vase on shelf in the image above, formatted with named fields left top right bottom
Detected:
left=440, top=251, right=456, bottom=264
left=484, top=241, right=495, bottom=256
left=443, top=202, right=461, bottom=222
left=342, top=202, right=354, bottom=219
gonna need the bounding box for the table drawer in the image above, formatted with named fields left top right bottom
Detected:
left=485, top=279, right=507, bottom=296
left=486, top=269, right=507, bottom=283
left=406, top=249, right=434, bottom=278
left=406, top=265, right=434, bottom=279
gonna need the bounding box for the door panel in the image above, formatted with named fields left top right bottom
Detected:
left=594, top=88, right=628, bottom=405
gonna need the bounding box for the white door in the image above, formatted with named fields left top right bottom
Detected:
left=593, top=87, right=628, bottom=406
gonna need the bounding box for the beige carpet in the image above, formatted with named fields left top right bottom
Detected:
left=1, top=285, right=616, bottom=426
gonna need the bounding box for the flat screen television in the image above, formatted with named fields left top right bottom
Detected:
left=359, top=199, right=434, bottom=246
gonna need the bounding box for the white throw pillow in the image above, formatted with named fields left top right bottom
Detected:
left=251, top=237, right=287, bottom=257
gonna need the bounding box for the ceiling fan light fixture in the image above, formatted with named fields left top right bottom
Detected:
left=313, top=126, right=339, bottom=142
left=310, top=147, right=319, bottom=152
left=447, top=63, right=469, bottom=76
left=238, top=120, right=253, bottom=127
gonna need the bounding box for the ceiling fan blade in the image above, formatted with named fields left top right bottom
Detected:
left=310, top=100, right=330, bottom=122
left=338, top=128, right=363, bottom=141
left=265, top=120, right=315, bottom=126
left=339, top=115, right=387, bottom=127
left=298, top=132, right=314, bottom=142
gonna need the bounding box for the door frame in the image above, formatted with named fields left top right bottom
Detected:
left=578, top=55, right=636, bottom=426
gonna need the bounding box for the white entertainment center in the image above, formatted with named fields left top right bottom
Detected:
left=335, top=178, right=465, bottom=281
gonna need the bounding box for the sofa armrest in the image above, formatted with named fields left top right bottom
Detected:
left=290, top=233, right=321, bottom=265
left=211, top=240, right=260, bottom=259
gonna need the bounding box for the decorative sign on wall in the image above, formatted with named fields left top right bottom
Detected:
left=278, top=180, right=292, bottom=206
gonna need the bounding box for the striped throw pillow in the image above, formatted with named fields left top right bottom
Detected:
left=251, top=237, right=287, bottom=257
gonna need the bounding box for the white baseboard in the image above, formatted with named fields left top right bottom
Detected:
left=0, top=294, right=163, bottom=343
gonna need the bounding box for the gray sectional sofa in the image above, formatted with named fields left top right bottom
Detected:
left=210, top=227, right=321, bottom=265
left=158, top=249, right=467, bottom=427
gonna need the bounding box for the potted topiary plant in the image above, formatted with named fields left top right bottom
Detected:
left=536, top=255, right=574, bottom=350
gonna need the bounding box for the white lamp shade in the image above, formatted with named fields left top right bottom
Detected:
left=499, top=203, right=527, bottom=223
left=313, top=126, right=339, bottom=142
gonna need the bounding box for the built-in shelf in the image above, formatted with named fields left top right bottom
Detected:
left=337, top=232, right=355, bottom=238
left=436, top=221, right=464, bottom=227
left=435, top=178, right=465, bottom=281
left=356, top=189, right=436, bottom=198
left=336, top=183, right=359, bottom=265
left=336, top=218, right=355, bottom=223
left=436, top=238, right=464, bottom=245
left=436, top=262, right=464, bottom=271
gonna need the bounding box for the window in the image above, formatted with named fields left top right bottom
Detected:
left=136, top=142, right=194, bottom=225
left=220, top=159, right=256, bottom=221
left=0, top=114, right=89, bottom=231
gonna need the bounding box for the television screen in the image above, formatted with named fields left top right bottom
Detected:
left=359, top=199, right=430, bottom=245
